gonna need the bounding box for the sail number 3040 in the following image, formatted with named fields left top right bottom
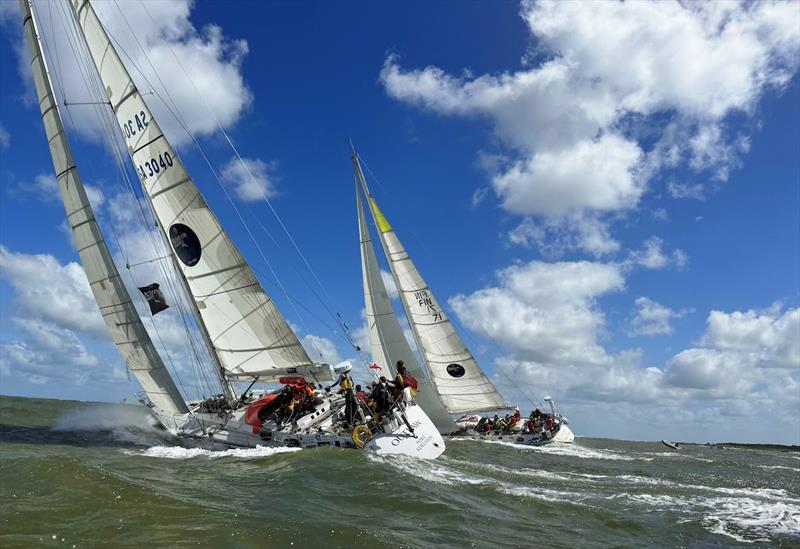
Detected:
left=137, top=152, right=174, bottom=180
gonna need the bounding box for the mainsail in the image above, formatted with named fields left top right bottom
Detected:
left=354, top=159, right=456, bottom=432
left=20, top=0, right=187, bottom=415
left=68, top=0, right=330, bottom=384
left=356, top=159, right=507, bottom=414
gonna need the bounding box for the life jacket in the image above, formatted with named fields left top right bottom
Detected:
left=357, top=391, right=366, bottom=401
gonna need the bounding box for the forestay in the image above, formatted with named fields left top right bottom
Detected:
left=354, top=158, right=456, bottom=432
left=362, top=186, right=507, bottom=414
left=69, top=0, right=325, bottom=382
left=21, top=0, right=187, bottom=414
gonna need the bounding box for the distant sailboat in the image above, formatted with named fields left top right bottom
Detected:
left=352, top=154, right=574, bottom=445
left=21, top=0, right=444, bottom=459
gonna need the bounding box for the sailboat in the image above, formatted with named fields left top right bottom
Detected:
left=352, top=154, right=575, bottom=446
left=20, top=0, right=444, bottom=459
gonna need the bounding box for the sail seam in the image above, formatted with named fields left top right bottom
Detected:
left=215, top=342, right=300, bottom=353
left=132, top=133, right=164, bottom=155
left=194, top=282, right=259, bottom=299
left=150, top=175, right=190, bottom=199
left=185, top=262, right=247, bottom=281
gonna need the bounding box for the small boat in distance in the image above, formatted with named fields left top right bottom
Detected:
left=351, top=154, right=574, bottom=446
left=662, top=440, right=681, bottom=450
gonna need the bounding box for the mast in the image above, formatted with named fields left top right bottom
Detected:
left=354, top=156, right=456, bottom=432
left=66, top=0, right=330, bottom=394
left=355, top=155, right=508, bottom=415
left=20, top=0, right=187, bottom=414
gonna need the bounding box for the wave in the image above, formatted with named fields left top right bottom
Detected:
left=478, top=439, right=643, bottom=461
left=51, top=404, right=169, bottom=445
left=701, top=497, right=800, bottom=542
left=615, top=475, right=798, bottom=502
left=614, top=491, right=800, bottom=541
left=757, top=465, right=800, bottom=472
left=133, top=445, right=301, bottom=459
left=637, top=451, right=714, bottom=463
left=368, top=453, right=494, bottom=486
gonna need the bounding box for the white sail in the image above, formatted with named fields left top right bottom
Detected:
left=361, top=182, right=507, bottom=414
left=69, top=0, right=327, bottom=382
left=354, top=160, right=456, bottom=432
left=21, top=0, right=187, bottom=415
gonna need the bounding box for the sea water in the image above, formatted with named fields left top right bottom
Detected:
left=1, top=395, right=798, bottom=547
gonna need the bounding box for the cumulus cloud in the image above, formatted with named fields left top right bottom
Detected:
left=381, top=0, right=800, bottom=253
left=220, top=157, right=277, bottom=202
left=13, top=0, right=252, bottom=147
left=450, top=260, right=624, bottom=366
left=0, top=245, right=108, bottom=339
left=302, top=334, right=342, bottom=366
left=629, top=297, right=687, bottom=337
left=0, top=318, right=121, bottom=385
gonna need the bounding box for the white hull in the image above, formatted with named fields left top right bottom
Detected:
left=452, top=422, right=575, bottom=446
left=143, top=389, right=445, bottom=459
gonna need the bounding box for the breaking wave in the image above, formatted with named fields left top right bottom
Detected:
left=479, top=439, right=643, bottom=461
left=134, top=445, right=302, bottom=459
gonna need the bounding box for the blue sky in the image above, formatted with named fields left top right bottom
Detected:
left=0, top=1, right=798, bottom=444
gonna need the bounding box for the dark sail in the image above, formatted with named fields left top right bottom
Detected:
left=138, top=283, right=169, bottom=316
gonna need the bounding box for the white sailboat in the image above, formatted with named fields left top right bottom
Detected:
left=20, top=0, right=444, bottom=459
left=352, top=154, right=574, bottom=445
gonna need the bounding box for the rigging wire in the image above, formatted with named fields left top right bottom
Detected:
left=102, top=4, right=325, bottom=362
left=52, top=0, right=215, bottom=401
left=134, top=0, right=364, bottom=360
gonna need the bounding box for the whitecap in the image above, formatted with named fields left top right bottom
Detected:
left=701, top=497, right=800, bottom=542
left=615, top=475, right=798, bottom=502
left=135, top=445, right=301, bottom=459
left=481, top=440, right=644, bottom=461
left=367, top=453, right=494, bottom=486
left=757, top=465, right=800, bottom=472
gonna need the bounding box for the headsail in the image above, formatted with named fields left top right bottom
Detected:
left=357, top=161, right=507, bottom=414
left=68, top=0, right=328, bottom=383
left=354, top=158, right=456, bottom=432
left=20, top=0, right=187, bottom=415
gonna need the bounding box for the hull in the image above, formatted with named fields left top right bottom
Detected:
left=142, top=389, right=445, bottom=459
left=452, top=422, right=575, bottom=446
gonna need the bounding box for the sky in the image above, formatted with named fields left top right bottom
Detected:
left=0, top=0, right=798, bottom=444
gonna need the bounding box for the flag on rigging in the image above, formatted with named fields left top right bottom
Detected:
left=138, top=283, right=169, bottom=316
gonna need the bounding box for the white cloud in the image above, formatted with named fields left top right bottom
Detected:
left=667, top=181, right=706, bottom=200
left=509, top=215, right=620, bottom=257
left=19, top=0, right=252, bottom=147
left=381, top=0, right=800, bottom=251
left=702, top=306, right=800, bottom=369
left=450, top=260, right=624, bottom=366
left=627, top=236, right=688, bottom=270
left=0, top=245, right=107, bottom=339
left=302, top=334, right=341, bottom=366
left=629, top=296, right=687, bottom=337
left=220, top=156, right=277, bottom=202
left=493, top=134, right=644, bottom=218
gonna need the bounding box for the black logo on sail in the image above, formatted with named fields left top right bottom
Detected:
left=169, top=223, right=201, bottom=267
left=138, top=283, right=169, bottom=316
left=446, top=364, right=466, bottom=378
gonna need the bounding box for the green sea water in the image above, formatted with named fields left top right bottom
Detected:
left=1, top=395, right=798, bottom=548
